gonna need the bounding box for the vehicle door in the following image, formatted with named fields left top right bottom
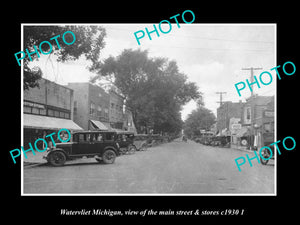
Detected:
left=91, top=133, right=105, bottom=154
left=71, top=133, right=91, bottom=155
left=120, top=134, right=129, bottom=148
left=103, top=132, right=117, bottom=151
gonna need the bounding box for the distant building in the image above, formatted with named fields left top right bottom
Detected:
left=23, top=78, right=82, bottom=148
left=216, top=101, right=244, bottom=135
left=230, top=95, right=275, bottom=150
left=66, top=82, right=110, bottom=131
left=240, top=95, right=274, bottom=150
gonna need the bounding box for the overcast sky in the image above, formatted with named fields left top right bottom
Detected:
left=28, top=24, right=276, bottom=120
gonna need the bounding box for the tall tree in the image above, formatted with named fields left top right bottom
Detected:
left=184, top=106, right=216, bottom=137
left=23, top=25, right=106, bottom=89
left=90, top=49, right=200, bottom=134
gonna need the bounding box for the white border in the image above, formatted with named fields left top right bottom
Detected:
left=21, top=23, right=277, bottom=196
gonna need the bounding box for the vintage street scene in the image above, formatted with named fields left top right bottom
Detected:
left=22, top=24, right=275, bottom=194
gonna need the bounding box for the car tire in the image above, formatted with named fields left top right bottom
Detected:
left=102, top=150, right=116, bottom=164
left=128, top=145, right=136, bottom=154
left=141, top=143, right=148, bottom=151
left=48, top=151, right=66, bottom=166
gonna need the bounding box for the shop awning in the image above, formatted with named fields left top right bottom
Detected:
left=24, top=114, right=83, bottom=131
left=90, top=120, right=109, bottom=130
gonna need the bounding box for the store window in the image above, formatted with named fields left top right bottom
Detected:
left=97, top=105, right=102, bottom=117
left=90, top=102, right=95, bottom=116
left=74, top=101, right=77, bottom=114
left=48, top=109, right=54, bottom=116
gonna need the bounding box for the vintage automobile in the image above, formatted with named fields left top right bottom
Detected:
left=133, top=134, right=148, bottom=151
left=44, top=131, right=120, bottom=166
left=259, top=132, right=275, bottom=165
left=116, top=131, right=136, bottom=154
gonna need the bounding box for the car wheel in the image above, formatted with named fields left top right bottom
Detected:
left=95, top=158, right=102, bottom=163
left=128, top=145, right=136, bottom=154
left=141, top=143, right=148, bottom=151
left=48, top=151, right=66, bottom=166
left=102, top=150, right=116, bottom=164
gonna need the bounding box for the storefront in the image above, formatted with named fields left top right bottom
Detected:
left=23, top=114, right=83, bottom=149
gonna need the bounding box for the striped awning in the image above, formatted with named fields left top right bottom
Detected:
left=90, top=120, right=109, bottom=130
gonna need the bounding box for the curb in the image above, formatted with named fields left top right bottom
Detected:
left=23, top=162, right=47, bottom=169
left=231, top=147, right=256, bottom=154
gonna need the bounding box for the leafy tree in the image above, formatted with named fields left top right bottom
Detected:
left=184, top=106, right=216, bottom=138
left=23, top=25, right=106, bottom=89
left=90, top=49, right=200, bottom=134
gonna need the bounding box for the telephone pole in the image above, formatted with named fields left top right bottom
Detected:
left=241, top=67, right=262, bottom=150
left=241, top=67, right=263, bottom=97
left=216, top=92, right=227, bottom=106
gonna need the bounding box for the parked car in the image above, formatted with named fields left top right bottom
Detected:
left=116, top=131, right=136, bottom=154
left=133, top=134, right=148, bottom=151
left=259, top=132, right=275, bottom=165
left=44, top=131, right=120, bottom=166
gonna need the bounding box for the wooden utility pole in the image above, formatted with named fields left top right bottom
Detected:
left=216, top=92, right=227, bottom=106
left=241, top=67, right=263, bottom=97
left=241, top=67, right=262, bottom=150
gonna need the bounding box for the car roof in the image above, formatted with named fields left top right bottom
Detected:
left=73, top=130, right=117, bottom=134
left=116, top=131, right=135, bottom=134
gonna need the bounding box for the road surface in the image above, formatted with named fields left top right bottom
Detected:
left=23, top=139, right=275, bottom=194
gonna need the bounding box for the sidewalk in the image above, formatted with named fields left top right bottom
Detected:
left=230, top=144, right=255, bottom=153
left=23, top=150, right=48, bottom=166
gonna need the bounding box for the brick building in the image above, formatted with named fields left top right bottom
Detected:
left=240, top=95, right=274, bottom=149
left=109, top=89, right=125, bottom=130
left=66, top=82, right=110, bottom=131
left=216, top=101, right=244, bottom=135
left=23, top=78, right=82, bottom=148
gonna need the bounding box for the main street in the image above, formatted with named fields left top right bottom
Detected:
left=23, top=139, right=275, bottom=194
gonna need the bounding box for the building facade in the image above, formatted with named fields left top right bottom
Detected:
left=216, top=101, right=244, bottom=135
left=241, top=95, right=274, bottom=150
left=230, top=95, right=275, bottom=150
left=67, top=82, right=110, bottom=131
left=23, top=78, right=82, bottom=149
left=109, top=89, right=125, bottom=130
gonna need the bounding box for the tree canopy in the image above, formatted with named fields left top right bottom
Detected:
left=90, top=49, right=200, bottom=134
left=23, top=25, right=106, bottom=89
left=184, top=106, right=216, bottom=137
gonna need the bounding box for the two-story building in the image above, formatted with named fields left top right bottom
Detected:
left=23, top=78, right=83, bottom=149
left=66, top=82, right=110, bottom=131
left=216, top=101, right=244, bottom=135
left=109, top=89, right=125, bottom=130
left=234, top=95, right=274, bottom=150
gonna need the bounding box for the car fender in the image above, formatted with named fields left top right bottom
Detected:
left=103, top=146, right=119, bottom=156
left=47, top=148, right=68, bottom=158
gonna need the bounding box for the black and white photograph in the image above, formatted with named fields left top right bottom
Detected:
left=21, top=23, right=276, bottom=195
left=4, top=4, right=298, bottom=223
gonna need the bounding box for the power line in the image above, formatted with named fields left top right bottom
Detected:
left=241, top=67, right=263, bottom=97
left=106, top=27, right=274, bottom=44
